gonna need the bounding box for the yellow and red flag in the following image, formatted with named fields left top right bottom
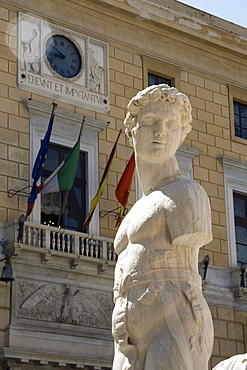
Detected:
left=84, top=129, right=122, bottom=228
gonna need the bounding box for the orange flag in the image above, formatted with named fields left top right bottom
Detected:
left=115, top=152, right=135, bottom=227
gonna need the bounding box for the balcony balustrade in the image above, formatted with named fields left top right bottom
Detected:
left=3, top=219, right=117, bottom=262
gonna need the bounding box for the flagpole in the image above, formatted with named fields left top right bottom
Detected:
left=26, top=102, right=58, bottom=218
left=51, top=101, right=58, bottom=115
left=83, top=129, right=123, bottom=229
left=78, top=116, right=85, bottom=140
left=57, top=189, right=69, bottom=227
left=56, top=117, right=85, bottom=228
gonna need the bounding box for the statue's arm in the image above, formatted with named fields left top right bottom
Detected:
left=166, top=181, right=213, bottom=249
left=114, top=224, right=128, bottom=255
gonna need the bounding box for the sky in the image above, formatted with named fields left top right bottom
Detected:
left=176, top=0, right=247, bottom=28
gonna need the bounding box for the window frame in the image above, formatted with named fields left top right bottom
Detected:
left=233, top=192, right=247, bottom=264
left=219, top=156, right=247, bottom=268
left=41, top=142, right=87, bottom=231
left=142, top=56, right=181, bottom=90
left=148, top=72, right=172, bottom=87
left=233, top=100, right=247, bottom=140
left=24, top=99, right=108, bottom=235
left=229, top=85, right=247, bottom=144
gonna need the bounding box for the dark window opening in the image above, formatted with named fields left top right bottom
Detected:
left=148, top=73, right=172, bottom=87
left=234, top=101, right=247, bottom=140
left=233, top=192, right=247, bottom=264
left=41, top=143, right=87, bottom=232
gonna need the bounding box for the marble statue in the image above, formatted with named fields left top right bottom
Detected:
left=213, top=354, right=247, bottom=369
left=112, top=84, right=214, bottom=370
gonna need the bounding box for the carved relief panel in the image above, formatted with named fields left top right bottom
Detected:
left=17, top=13, right=109, bottom=112
left=17, top=280, right=112, bottom=329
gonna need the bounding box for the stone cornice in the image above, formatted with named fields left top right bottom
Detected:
left=177, top=144, right=202, bottom=160
left=22, top=99, right=109, bottom=133
left=0, top=347, right=113, bottom=368
left=218, top=156, right=247, bottom=174
left=88, top=0, right=247, bottom=54
left=149, top=0, right=247, bottom=38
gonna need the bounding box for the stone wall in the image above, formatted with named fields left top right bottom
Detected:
left=0, top=282, right=10, bottom=349
left=209, top=306, right=247, bottom=368
left=0, top=0, right=247, bottom=368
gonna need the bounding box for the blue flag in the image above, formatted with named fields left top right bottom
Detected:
left=26, top=103, right=57, bottom=217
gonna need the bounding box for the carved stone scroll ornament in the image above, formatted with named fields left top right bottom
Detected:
left=17, top=281, right=112, bottom=329
left=112, top=85, right=214, bottom=370
left=89, top=47, right=104, bottom=94
left=20, top=29, right=40, bottom=74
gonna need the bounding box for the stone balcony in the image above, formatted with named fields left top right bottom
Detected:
left=0, top=220, right=116, bottom=369
left=3, top=219, right=117, bottom=263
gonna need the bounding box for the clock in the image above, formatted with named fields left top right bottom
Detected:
left=45, top=35, right=82, bottom=79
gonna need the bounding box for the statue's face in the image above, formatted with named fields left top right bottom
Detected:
left=132, top=101, right=183, bottom=163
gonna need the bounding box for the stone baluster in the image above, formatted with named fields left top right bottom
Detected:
left=56, top=232, right=61, bottom=251
left=84, top=238, right=89, bottom=256
left=37, top=228, right=41, bottom=247
left=98, top=240, right=102, bottom=259
left=51, top=232, right=56, bottom=250
left=92, top=240, right=96, bottom=258
left=61, top=233, right=65, bottom=252
left=108, top=242, right=115, bottom=261
left=112, top=245, right=117, bottom=261
left=102, top=240, right=107, bottom=260
left=74, top=235, right=79, bottom=254
left=107, top=241, right=111, bottom=260
left=33, top=228, right=37, bottom=246
left=27, top=226, right=32, bottom=246
left=22, top=224, right=27, bottom=244
left=45, top=228, right=50, bottom=249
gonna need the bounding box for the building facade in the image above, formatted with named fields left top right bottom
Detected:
left=0, top=0, right=247, bottom=369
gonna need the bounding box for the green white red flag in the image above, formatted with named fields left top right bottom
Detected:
left=38, top=118, right=85, bottom=195
left=38, top=139, right=80, bottom=194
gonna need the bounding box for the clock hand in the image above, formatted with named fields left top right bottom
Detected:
left=53, top=47, right=66, bottom=59
left=49, top=53, right=65, bottom=59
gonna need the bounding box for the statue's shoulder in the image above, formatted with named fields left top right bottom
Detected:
left=165, top=178, right=212, bottom=248
left=165, top=178, right=209, bottom=206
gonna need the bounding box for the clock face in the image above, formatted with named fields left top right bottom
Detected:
left=45, top=35, right=82, bottom=79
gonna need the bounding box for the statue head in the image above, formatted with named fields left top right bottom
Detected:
left=124, top=84, right=192, bottom=148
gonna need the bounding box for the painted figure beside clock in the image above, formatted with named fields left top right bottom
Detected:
left=18, top=13, right=109, bottom=112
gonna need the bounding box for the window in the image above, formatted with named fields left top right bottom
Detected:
left=219, top=156, right=247, bottom=268
left=233, top=193, right=247, bottom=264
left=41, top=143, right=87, bottom=232
left=228, top=86, right=247, bottom=143
left=234, top=101, right=247, bottom=139
left=148, top=73, right=171, bottom=86
left=142, top=56, right=181, bottom=89
left=25, top=99, right=109, bottom=235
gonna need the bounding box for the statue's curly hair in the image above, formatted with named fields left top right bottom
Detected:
left=124, top=84, right=192, bottom=146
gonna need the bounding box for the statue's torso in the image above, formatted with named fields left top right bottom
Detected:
left=114, top=178, right=212, bottom=286
left=115, top=189, right=172, bottom=277
left=112, top=178, right=214, bottom=370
